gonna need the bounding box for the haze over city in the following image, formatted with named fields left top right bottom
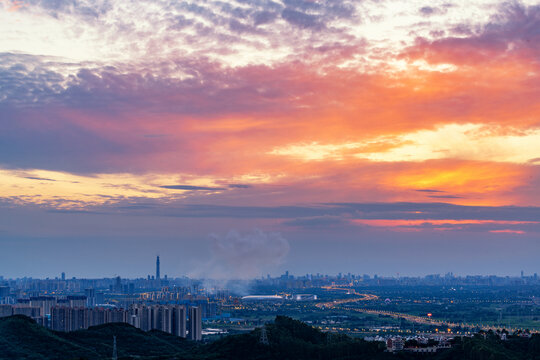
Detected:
left=1, top=0, right=540, bottom=279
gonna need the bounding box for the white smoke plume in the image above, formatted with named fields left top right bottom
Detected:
left=190, top=228, right=290, bottom=281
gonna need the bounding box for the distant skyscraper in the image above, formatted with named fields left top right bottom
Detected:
left=61, top=272, right=65, bottom=281
left=114, top=276, right=122, bottom=293
left=172, top=305, right=186, bottom=337
left=188, top=306, right=202, bottom=341
left=156, top=256, right=160, bottom=280
left=149, top=305, right=169, bottom=332
left=85, top=289, right=96, bottom=307
left=67, top=295, right=87, bottom=308
left=30, top=296, right=56, bottom=316
left=0, top=286, right=9, bottom=299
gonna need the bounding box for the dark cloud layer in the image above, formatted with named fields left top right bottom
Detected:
left=28, top=200, right=540, bottom=224
left=406, top=3, right=540, bottom=64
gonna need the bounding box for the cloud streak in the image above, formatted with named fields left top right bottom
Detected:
left=159, top=185, right=227, bottom=191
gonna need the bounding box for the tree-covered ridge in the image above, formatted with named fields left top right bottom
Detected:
left=1, top=315, right=539, bottom=360
left=0, top=315, right=197, bottom=360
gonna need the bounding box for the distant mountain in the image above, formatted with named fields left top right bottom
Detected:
left=1, top=315, right=539, bottom=360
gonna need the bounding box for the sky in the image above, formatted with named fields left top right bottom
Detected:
left=1, top=0, right=540, bottom=279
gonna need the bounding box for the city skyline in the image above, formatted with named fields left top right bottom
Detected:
left=2, top=270, right=539, bottom=281
left=1, top=254, right=538, bottom=281
left=1, top=1, right=540, bottom=278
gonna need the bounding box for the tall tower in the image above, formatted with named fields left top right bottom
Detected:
left=259, top=326, right=269, bottom=345
left=156, top=255, right=160, bottom=280
left=112, top=335, right=117, bottom=360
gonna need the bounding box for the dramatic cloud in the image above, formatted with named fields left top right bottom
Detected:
left=405, top=3, right=540, bottom=65
left=2, top=0, right=540, bottom=276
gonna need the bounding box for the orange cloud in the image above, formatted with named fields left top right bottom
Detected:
left=379, top=160, right=530, bottom=206
left=3, top=14, right=540, bottom=211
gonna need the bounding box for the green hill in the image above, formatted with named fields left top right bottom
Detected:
left=1, top=315, right=539, bottom=360
left=204, top=316, right=392, bottom=360
left=0, top=315, right=197, bottom=360
left=60, top=322, right=198, bottom=359
left=0, top=315, right=100, bottom=359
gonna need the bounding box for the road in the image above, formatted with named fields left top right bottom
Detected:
left=351, top=308, right=539, bottom=334
left=315, top=285, right=378, bottom=308
left=315, top=286, right=538, bottom=334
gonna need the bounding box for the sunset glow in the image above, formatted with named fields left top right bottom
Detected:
left=1, top=0, right=540, bottom=277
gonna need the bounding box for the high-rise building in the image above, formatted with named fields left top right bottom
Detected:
left=172, top=305, right=186, bottom=337
left=156, top=256, right=160, bottom=280
left=13, top=306, right=41, bottom=318
left=85, top=288, right=96, bottom=307
left=96, top=292, right=105, bottom=305
left=67, top=295, right=87, bottom=308
left=130, top=304, right=151, bottom=331
left=51, top=307, right=89, bottom=331
left=160, top=306, right=172, bottom=333
left=114, top=276, right=122, bottom=293
left=29, top=296, right=57, bottom=316
left=150, top=305, right=165, bottom=331
left=61, top=272, right=65, bottom=281
left=0, top=286, right=9, bottom=299
left=188, top=306, right=202, bottom=341
left=46, top=304, right=186, bottom=336
left=51, top=306, right=69, bottom=331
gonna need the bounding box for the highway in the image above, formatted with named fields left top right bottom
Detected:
left=350, top=308, right=539, bottom=334
left=315, top=286, right=538, bottom=334
left=315, top=285, right=378, bottom=308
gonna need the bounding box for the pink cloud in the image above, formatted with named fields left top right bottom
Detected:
left=489, top=229, right=525, bottom=234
